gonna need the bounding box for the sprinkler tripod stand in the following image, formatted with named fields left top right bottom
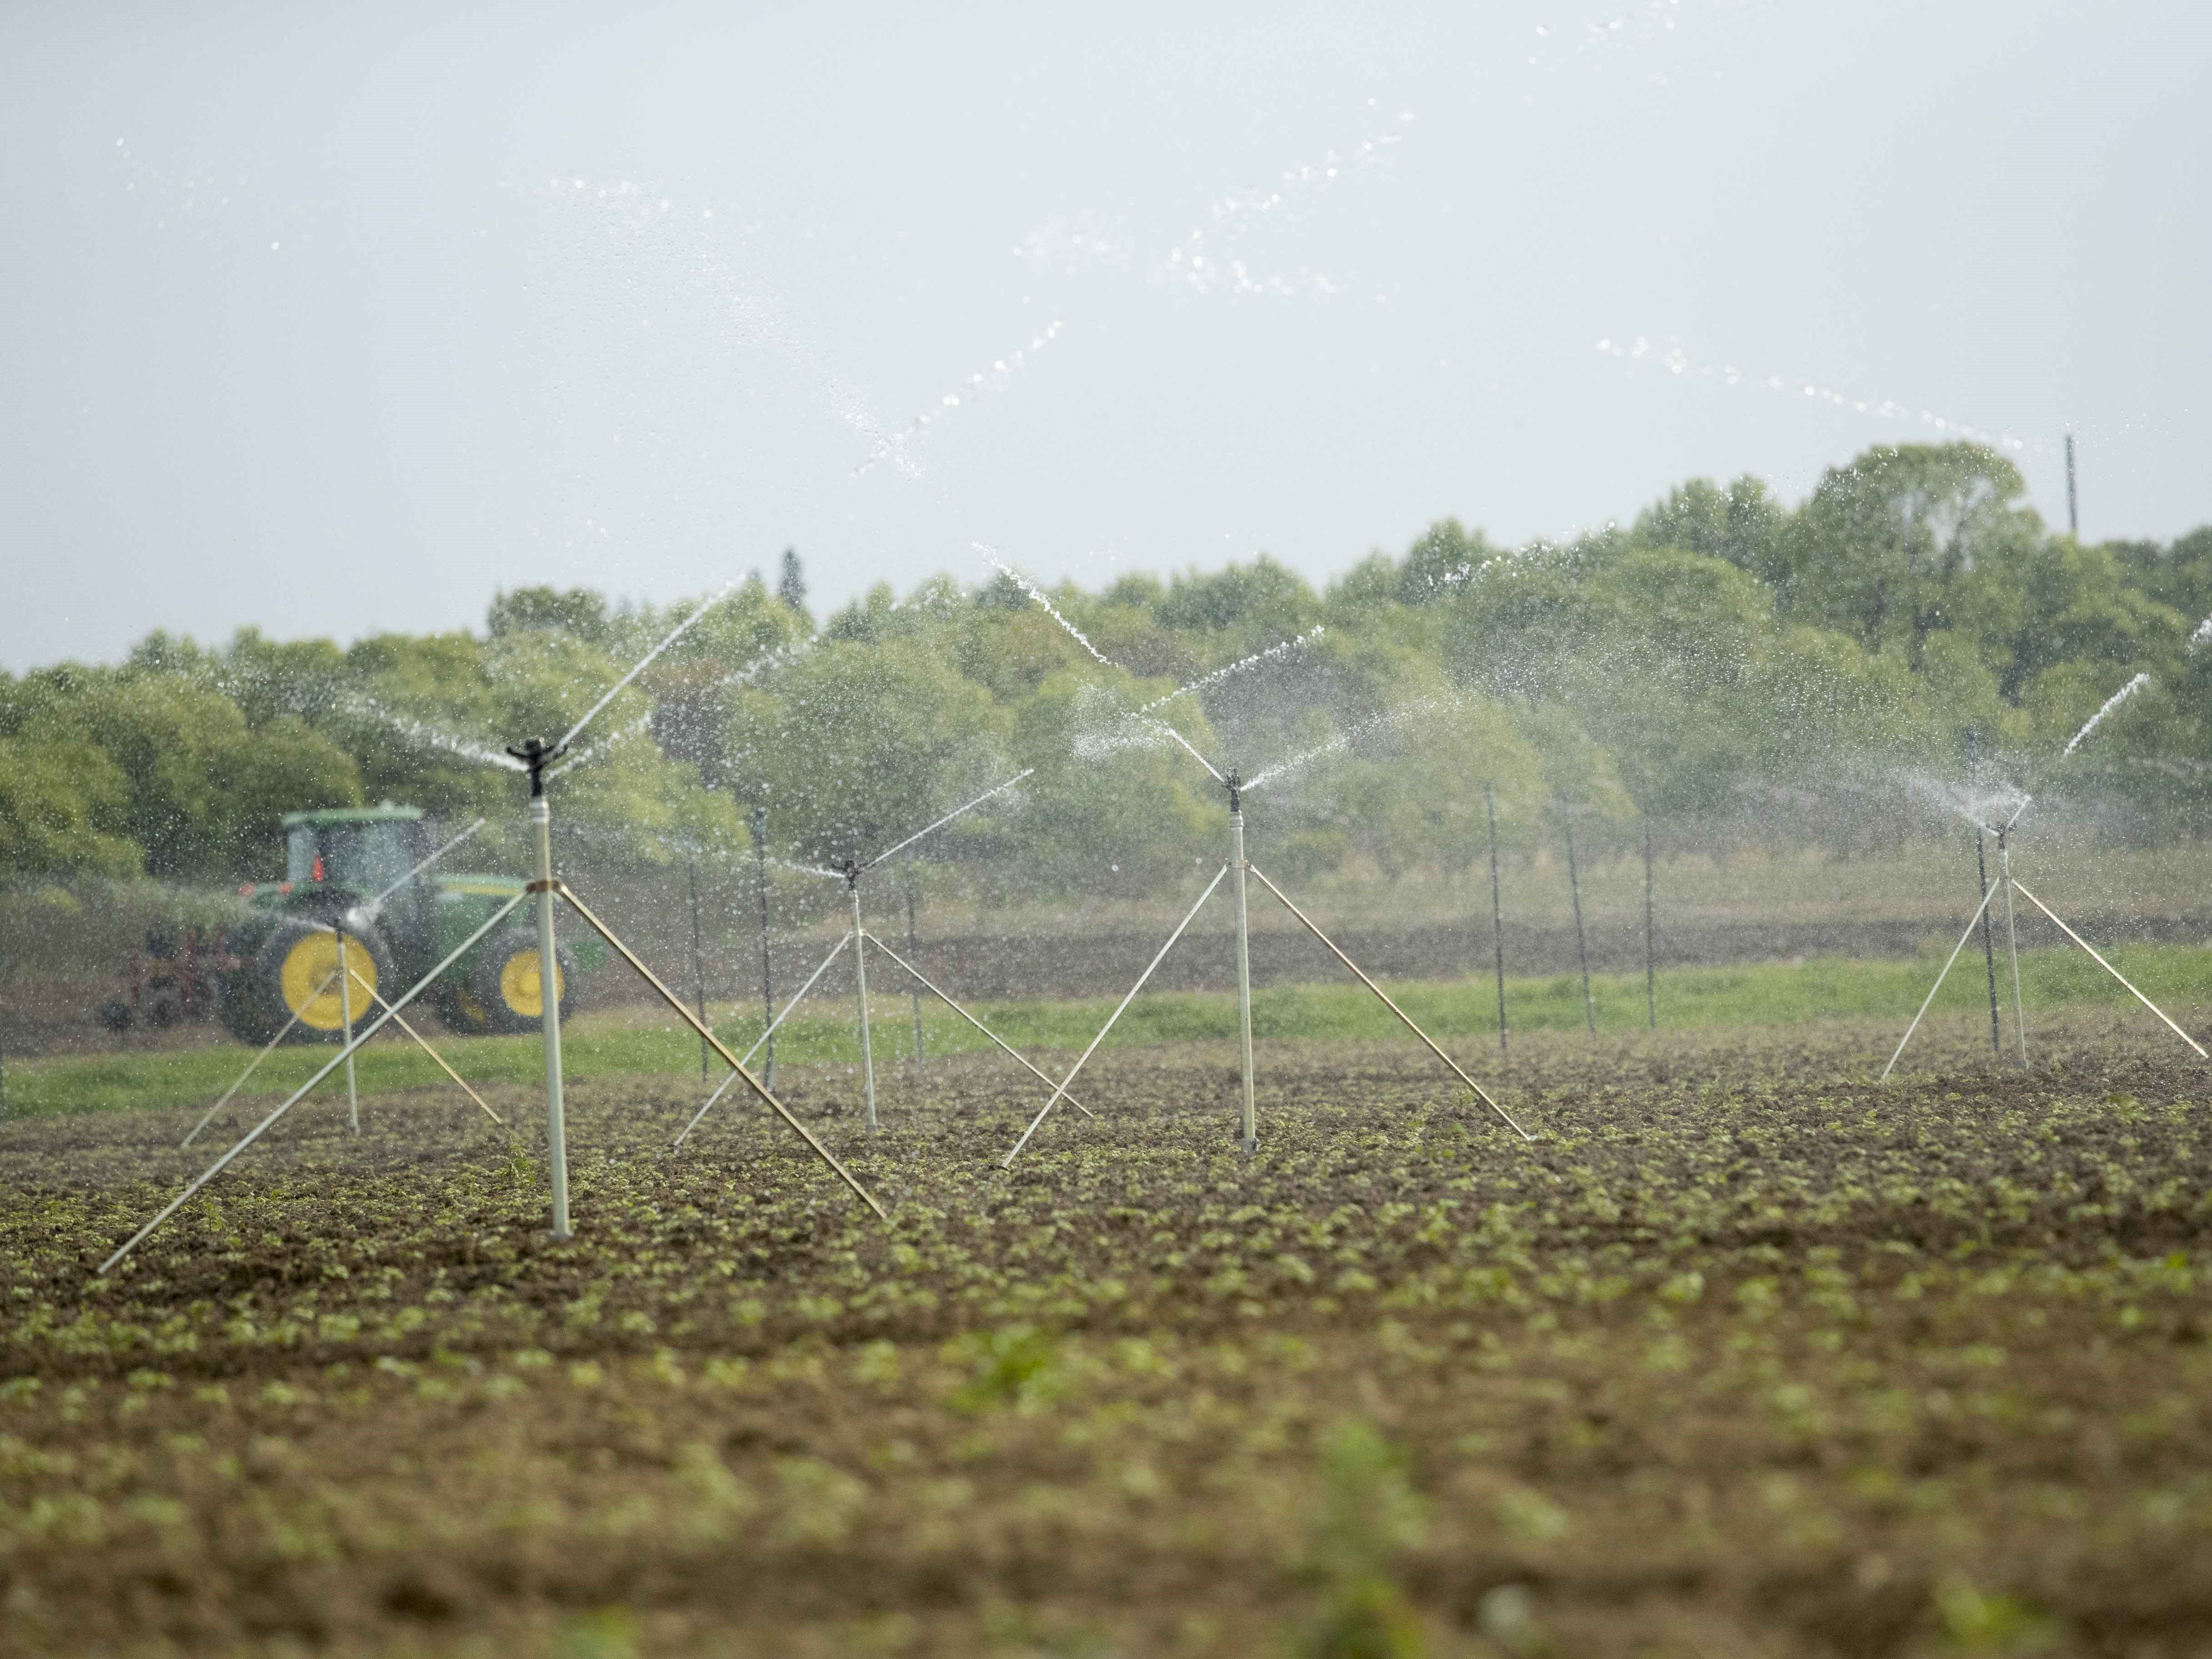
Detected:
left=1003, top=766, right=1533, bottom=1168
left=500, top=737, right=883, bottom=1224
left=1882, top=803, right=2206, bottom=1081
left=674, top=771, right=1076, bottom=1146
left=841, top=858, right=879, bottom=1133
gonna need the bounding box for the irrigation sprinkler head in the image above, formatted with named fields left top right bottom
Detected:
left=748, top=803, right=767, bottom=840
left=841, top=857, right=862, bottom=891
left=506, top=737, right=565, bottom=799
left=1224, top=767, right=1243, bottom=814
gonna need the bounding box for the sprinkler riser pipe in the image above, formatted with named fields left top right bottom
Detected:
left=749, top=806, right=775, bottom=1091
left=1999, top=832, right=2028, bottom=1068
left=1967, top=730, right=2003, bottom=1058
left=688, top=855, right=709, bottom=1083
left=1485, top=784, right=1507, bottom=1055
left=532, top=797, right=571, bottom=1237
left=337, top=930, right=360, bottom=1135
left=1232, top=809, right=1257, bottom=1154
left=1564, top=802, right=1596, bottom=1038
left=852, top=881, right=878, bottom=1131
left=1642, top=823, right=1657, bottom=1033
left=905, top=866, right=927, bottom=1082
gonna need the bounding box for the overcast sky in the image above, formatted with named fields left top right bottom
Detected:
left=3, top=0, right=2206, bottom=670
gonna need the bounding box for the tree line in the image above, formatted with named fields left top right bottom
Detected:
left=5, top=441, right=2210, bottom=902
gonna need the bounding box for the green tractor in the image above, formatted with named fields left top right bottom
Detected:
left=215, top=806, right=604, bottom=1046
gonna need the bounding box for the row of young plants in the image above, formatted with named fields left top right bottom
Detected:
left=1, top=1022, right=2206, bottom=1652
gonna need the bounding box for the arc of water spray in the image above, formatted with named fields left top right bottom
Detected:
left=977, top=545, right=1284, bottom=789
left=546, top=714, right=654, bottom=783
left=555, top=583, right=739, bottom=756
left=1243, top=699, right=1441, bottom=794
left=2059, top=672, right=2150, bottom=760
left=340, top=695, right=528, bottom=773
left=864, top=770, right=1034, bottom=871
left=975, top=546, right=1121, bottom=670
left=1593, top=334, right=2039, bottom=456
left=1137, top=626, right=1325, bottom=714
left=368, top=818, right=488, bottom=912
left=855, top=322, right=1066, bottom=478
left=1144, top=719, right=1226, bottom=784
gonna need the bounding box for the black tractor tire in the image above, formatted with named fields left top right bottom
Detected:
left=469, top=928, right=578, bottom=1034
left=245, top=915, right=397, bottom=1046
left=434, top=979, right=495, bottom=1036
left=143, top=973, right=185, bottom=1029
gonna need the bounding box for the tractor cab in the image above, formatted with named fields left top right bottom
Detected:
left=211, top=803, right=600, bottom=1048
left=281, top=806, right=431, bottom=902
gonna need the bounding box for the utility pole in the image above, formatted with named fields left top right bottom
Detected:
left=2065, top=432, right=2079, bottom=538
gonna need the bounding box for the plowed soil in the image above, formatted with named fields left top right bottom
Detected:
left=3, top=1014, right=2209, bottom=1656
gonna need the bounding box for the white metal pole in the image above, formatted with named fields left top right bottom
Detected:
left=181, top=966, right=338, bottom=1147
left=532, top=794, right=571, bottom=1237
left=1999, top=829, right=2028, bottom=1068
left=904, top=858, right=927, bottom=1084
left=851, top=876, right=877, bottom=1131
left=336, top=929, right=360, bottom=1135
left=1246, top=863, right=1533, bottom=1141
left=101, top=889, right=531, bottom=1276
left=860, top=928, right=1095, bottom=1120
left=1880, top=879, right=2001, bottom=1084
left=673, top=931, right=852, bottom=1149
left=342, top=962, right=504, bottom=1124
left=1002, top=865, right=1230, bottom=1167
left=2011, top=879, right=2210, bottom=1058
left=1231, top=792, right=1257, bottom=1155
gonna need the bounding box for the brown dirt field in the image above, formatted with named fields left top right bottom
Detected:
left=2, top=1015, right=2209, bottom=1656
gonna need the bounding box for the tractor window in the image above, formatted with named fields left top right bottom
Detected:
left=288, top=821, right=424, bottom=897
left=322, top=824, right=420, bottom=898
left=286, top=826, right=317, bottom=885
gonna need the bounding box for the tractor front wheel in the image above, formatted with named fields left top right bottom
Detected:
left=469, top=929, right=577, bottom=1034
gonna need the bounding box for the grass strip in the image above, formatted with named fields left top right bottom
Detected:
left=10, top=938, right=2212, bottom=1118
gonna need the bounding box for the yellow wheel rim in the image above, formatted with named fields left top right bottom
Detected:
left=452, top=987, right=488, bottom=1028
left=280, top=931, right=376, bottom=1031
left=498, top=947, right=561, bottom=1019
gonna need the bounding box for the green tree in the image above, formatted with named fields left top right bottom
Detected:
left=1777, top=442, right=2037, bottom=664
left=1632, top=474, right=1786, bottom=581
left=487, top=585, right=615, bottom=644
left=0, top=736, right=142, bottom=878
left=723, top=638, right=1011, bottom=870
left=1957, top=535, right=2183, bottom=704
left=1156, top=555, right=1322, bottom=645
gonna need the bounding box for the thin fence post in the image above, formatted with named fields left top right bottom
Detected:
left=1643, top=820, right=1657, bottom=1031
left=905, top=854, right=927, bottom=1083
left=688, top=850, right=710, bottom=1082
left=1563, top=800, right=1596, bottom=1037
left=1484, top=783, right=1507, bottom=1055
